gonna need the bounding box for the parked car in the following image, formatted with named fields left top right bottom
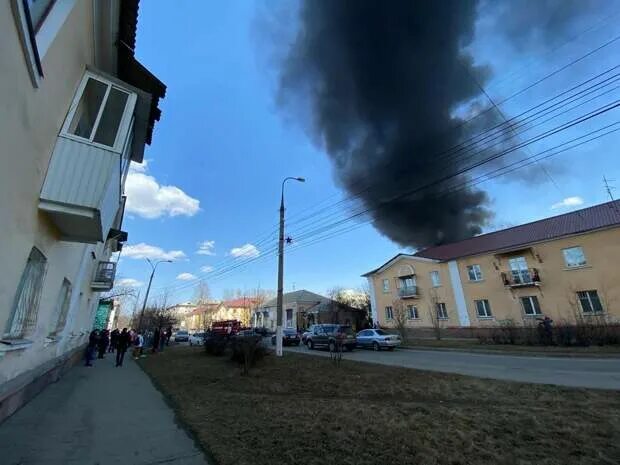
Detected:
left=253, top=327, right=271, bottom=337
left=173, top=330, right=189, bottom=342
left=305, top=324, right=356, bottom=351
left=356, top=329, right=401, bottom=351
left=189, top=332, right=206, bottom=346
left=271, top=328, right=301, bottom=346
left=301, top=325, right=318, bottom=344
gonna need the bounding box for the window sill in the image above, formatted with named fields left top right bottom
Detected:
left=477, top=316, right=495, bottom=320
left=437, top=317, right=449, bottom=321
left=563, top=265, right=592, bottom=271
left=523, top=314, right=543, bottom=318
left=468, top=279, right=485, bottom=284
left=0, top=339, right=33, bottom=358
left=44, top=336, right=61, bottom=347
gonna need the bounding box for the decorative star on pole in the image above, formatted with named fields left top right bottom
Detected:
left=285, top=236, right=293, bottom=244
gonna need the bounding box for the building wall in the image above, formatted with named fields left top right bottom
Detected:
left=0, top=1, right=106, bottom=386
left=367, top=227, right=620, bottom=330
left=456, top=227, right=620, bottom=325
left=370, top=257, right=461, bottom=329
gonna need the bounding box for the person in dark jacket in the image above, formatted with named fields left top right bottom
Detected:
left=97, top=329, right=109, bottom=358
left=85, top=330, right=99, bottom=367
left=115, top=328, right=130, bottom=367
left=109, top=328, right=119, bottom=353
left=152, top=327, right=160, bottom=353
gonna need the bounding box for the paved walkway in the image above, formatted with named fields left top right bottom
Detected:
left=286, top=345, right=620, bottom=389
left=0, top=351, right=209, bottom=465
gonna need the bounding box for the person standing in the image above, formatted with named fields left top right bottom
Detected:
left=152, top=327, right=160, bottom=353
left=115, top=328, right=130, bottom=367
left=166, top=327, right=172, bottom=345
left=159, top=328, right=166, bottom=352
left=85, top=330, right=99, bottom=367
left=133, top=332, right=144, bottom=359
left=109, top=328, right=119, bottom=353
left=97, top=329, right=109, bottom=359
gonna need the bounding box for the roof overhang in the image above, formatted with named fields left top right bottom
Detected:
left=361, top=253, right=440, bottom=277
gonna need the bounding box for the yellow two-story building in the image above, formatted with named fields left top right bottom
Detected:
left=363, top=200, right=620, bottom=332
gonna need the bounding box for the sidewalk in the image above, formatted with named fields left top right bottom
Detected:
left=0, top=350, right=209, bottom=465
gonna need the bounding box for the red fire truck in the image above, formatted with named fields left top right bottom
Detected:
left=211, top=320, right=244, bottom=336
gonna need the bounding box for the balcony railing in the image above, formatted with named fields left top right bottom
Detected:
left=501, top=268, right=541, bottom=287
left=399, top=286, right=420, bottom=298
left=91, top=261, right=117, bottom=291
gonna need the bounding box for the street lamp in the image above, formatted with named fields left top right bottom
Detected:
left=276, top=176, right=305, bottom=356
left=137, top=258, right=172, bottom=331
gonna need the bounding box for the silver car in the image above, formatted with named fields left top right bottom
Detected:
left=356, top=329, right=401, bottom=351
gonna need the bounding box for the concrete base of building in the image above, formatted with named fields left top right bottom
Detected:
left=0, top=344, right=85, bottom=424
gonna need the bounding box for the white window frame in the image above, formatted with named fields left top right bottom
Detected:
left=577, top=290, right=603, bottom=314
left=430, top=271, right=441, bottom=287
left=60, top=72, right=137, bottom=153
left=11, top=0, right=77, bottom=88
left=562, top=246, right=587, bottom=268
left=521, top=295, right=542, bottom=316
left=382, top=279, right=390, bottom=293
left=406, top=305, right=419, bottom=320
left=475, top=299, right=493, bottom=318
left=49, top=278, right=72, bottom=337
left=436, top=303, right=448, bottom=320
left=467, top=264, right=483, bottom=281
left=385, top=306, right=394, bottom=320
left=4, top=247, right=48, bottom=340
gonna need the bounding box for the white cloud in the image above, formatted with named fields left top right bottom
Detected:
left=196, top=240, right=216, bottom=256
left=116, top=278, right=144, bottom=288
left=200, top=265, right=214, bottom=273
left=230, top=243, right=260, bottom=258
left=176, top=272, right=197, bottom=281
left=125, top=163, right=200, bottom=219
left=123, top=243, right=186, bottom=261
left=551, top=196, right=584, bottom=210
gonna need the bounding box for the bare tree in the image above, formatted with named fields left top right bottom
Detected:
left=193, top=279, right=211, bottom=305
left=427, top=288, right=442, bottom=340
left=392, top=298, right=408, bottom=343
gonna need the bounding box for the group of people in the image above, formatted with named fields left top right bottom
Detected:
left=85, top=327, right=173, bottom=368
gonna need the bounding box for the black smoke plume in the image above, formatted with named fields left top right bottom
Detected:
left=276, top=0, right=605, bottom=248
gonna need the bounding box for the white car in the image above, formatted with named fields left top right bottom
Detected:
left=356, top=329, right=401, bottom=351
left=189, top=332, right=206, bottom=346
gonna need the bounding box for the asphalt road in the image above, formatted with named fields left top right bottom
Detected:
left=285, top=344, right=620, bottom=390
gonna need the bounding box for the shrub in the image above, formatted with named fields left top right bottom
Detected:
left=230, top=335, right=266, bottom=375
left=205, top=334, right=228, bottom=356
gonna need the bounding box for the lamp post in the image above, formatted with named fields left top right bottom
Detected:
left=276, top=176, right=305, bottom=356
left=137, top=258, right=172, bottom=331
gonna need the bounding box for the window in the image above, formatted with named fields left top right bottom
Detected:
left=382, top=279, right=390, bottom=293
left=475, top=299, right=493, bottom=318
left=467, top=264, right=483, bottom=281
left=407, top=305, right=419, bottom=319
left=436, top=303, right=448, bottom=320
left=509, top=256, right=531, bottom=283
left=385, top=306, right=394, bottom=320
left=430, top=271, right=441, bottom=287
left=4, top=247, right=47, bottom=339
left=563, top=247, right=587, bottom=268
left=521, top=296, right=542, bottom=316
left=285, top=309, right=293, bottom=328
left=63, top=75, right=134, bottom=150
left=577, top=290, right=603, bottom=314
left=12, top=0, right=77, bottom=87
left=50, top=278, right=72, bottom=336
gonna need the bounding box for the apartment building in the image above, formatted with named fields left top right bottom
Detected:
left=0, top=0, right=165, bottom=420
left=364, top=200, right=620, bottom=331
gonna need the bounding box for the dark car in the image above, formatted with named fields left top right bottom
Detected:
left=305, top=324, right=356, bottom=351
left=173, top=330, right=189, bottom=342
left=301, top=324, right=318, bottom=344
left=253, top=327, right=271, bottom=337
left=271, top=328, right=301, bottom=346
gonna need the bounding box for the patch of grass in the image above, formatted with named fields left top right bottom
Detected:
left=140, top=346, right=620, bottom=465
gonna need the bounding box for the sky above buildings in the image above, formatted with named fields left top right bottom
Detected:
left=115, top=0, right=620, bottom=307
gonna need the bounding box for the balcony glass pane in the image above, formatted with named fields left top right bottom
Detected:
left=94, top=88, right=129, bottom=147
left=68, top=78, right=108, bottom=139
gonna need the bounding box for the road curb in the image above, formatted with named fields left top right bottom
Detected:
left=399, top=345, right=620, bottom=359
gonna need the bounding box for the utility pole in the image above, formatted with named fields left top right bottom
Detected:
left=276, top=176, right=305, bottom=356
left=137, top=258, right=172, bottom=331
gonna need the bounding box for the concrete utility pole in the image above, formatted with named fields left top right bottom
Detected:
left=276, top=176, right=305, bottom=356
left=137, top=258, right=172, bottom=331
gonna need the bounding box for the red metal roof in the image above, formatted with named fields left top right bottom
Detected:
left=414, top=200, right=620, bottom=261
left=223, top=298, right=259, bottom=308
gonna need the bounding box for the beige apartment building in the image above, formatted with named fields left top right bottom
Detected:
left=364, top=201, right=620, bottom=332
left=0, top=0, right=165, bottom=421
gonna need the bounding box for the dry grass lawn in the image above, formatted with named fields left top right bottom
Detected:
left=140, top=346, right=620, bottom=465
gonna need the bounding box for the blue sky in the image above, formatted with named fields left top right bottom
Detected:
left=115, top=1, right=620, bottom=306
